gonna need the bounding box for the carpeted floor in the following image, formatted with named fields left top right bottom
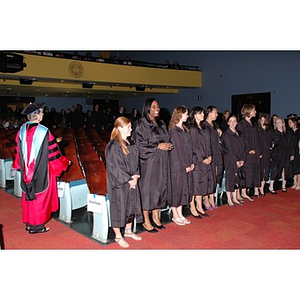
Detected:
left=1, top=187, right=300, bottom=250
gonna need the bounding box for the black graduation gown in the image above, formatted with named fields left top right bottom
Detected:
left=289, top=128, right=300, bottom=175
left=270, top=130, right=294, bottom=180
left=132, top=117, right=171, bottom=211
left=169, top=126, right=193, bottom=207
left=190, top=126, right=215, bottom=196
left=257, top=127, right=272, bottom=181
left=223, top=128, right=246, bottom=192
left=105, top=139, right=143, bottom=228
left=236, top=118, right=261, bottom=188
left=203, top=120, right=224, bottom=185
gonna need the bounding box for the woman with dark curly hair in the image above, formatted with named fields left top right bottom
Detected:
left=132, top=98, right=172, bottom=233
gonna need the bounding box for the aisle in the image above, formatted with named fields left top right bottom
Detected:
left=1, top=188, right=300, bottom=250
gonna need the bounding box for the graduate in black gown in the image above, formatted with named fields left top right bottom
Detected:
left=223, top=115, right=246, bottom=206
left=187, top=107, right=213, bottom=216
left=203, top=106, right=223, bottom=209
left=168, top=106, right=194, bottom=226
left=288, top=117, right=300, bottom=190
left=236, top=104, right=261, bottom=201
left=269, top=117, right=294, bottom=193
left=105, top=117, right=143, bottom=248
left=132, top=98, right=172, bottom=233
left=257, top=113, right=272, bottom=196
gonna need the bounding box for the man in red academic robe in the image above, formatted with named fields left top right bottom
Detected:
left=12, top=102, right=71, bottom=234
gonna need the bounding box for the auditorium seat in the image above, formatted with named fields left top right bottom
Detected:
left=82, top=160, right=107, bottom=195
left=0, top=147, right=15, bottom=188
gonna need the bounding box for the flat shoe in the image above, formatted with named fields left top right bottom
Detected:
left=28, top=227, right=50, bottom=234
left=172, top=218, right=185, bottom=226
left=180, top=217, right=191, bottom=224
left=124, top=232, right=142, bottom=241
left=115, top=237, right=129, bottom=248
left=233, top=201, right=243, bottom=206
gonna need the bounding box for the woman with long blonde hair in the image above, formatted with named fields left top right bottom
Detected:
left=169, top=106, right=194, bottom=225
left=105, top=116, right=143, bottom=248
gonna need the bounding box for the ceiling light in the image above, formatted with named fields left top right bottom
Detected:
left=82, top=83, right=93, bottom=88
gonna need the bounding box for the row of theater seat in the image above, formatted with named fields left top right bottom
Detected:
left=0, top=127, right=112, bottom=243
left=53, top=127, right=109, bottom=195
left=0, top=127, right=109, bottom=199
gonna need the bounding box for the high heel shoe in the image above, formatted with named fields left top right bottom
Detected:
left=268, top=188, right=277, bottom=195
left=228, top=203, right=235, bottom=207
left=196, top=208, right=210, bottom=217
left=203, top=203, right=213, bottom=211
left=142, top=225, right=158, bottom=233
left=152, top=221, right=166, bottom=230
left=259, top=190, right=266, bottom=197
left=190, top=212, right=203, bottom=219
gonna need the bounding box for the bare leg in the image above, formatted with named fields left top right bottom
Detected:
left=113, top=227, right=129, bottom=248
left=124, top=222, right=142, bottom=241
left=236, top=188, right=243, bottom=201
left=203, top=195, right=211, bottom=209
left=152, top=209, right=161, bottom=226
left=195, top=195, right=206, bottom=214
left=241, top=188, right=253, bottom=200
left=190, top=196, right=200, bottom=216
left=282, top=169, right=286, bottom=191
left=232, top=190, right=242, bottom=204
left=142, top=210, right=155, bottom=231
left=269, top=180, right=275, bottom=192
left=260, top=180, right=266, bottom=194
left=296, top=174, right=300, bottom=189
left=208, top=193, right=215, bottom=207
left=226, top=191, right=234, bottom=206
left=171, top=206, right=185, bottom=225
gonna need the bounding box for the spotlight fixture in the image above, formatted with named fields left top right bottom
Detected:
left=82, top=82, right=93, bottom=88
left=0, top=52, right=25, bottom=73
left=19, top=78, right=33, bottom=85
left=135, top=85, right=146, bottom=91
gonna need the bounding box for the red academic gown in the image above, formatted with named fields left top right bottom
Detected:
left=13, top=122, right=69, bottom=226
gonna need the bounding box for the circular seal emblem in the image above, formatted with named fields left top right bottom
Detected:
left=68, top=61, right=84, bottom=78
